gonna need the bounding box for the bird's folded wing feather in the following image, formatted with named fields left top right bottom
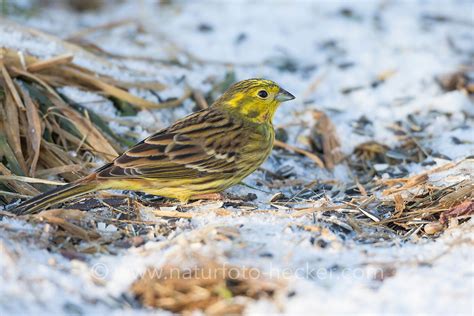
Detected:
left=96, top=109, right=246, bottom=179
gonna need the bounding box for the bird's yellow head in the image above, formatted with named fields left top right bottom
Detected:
left=213, top=78, right=295, bottom=123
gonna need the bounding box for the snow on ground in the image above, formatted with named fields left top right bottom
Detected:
left=1, top=0, right=473, bottom=315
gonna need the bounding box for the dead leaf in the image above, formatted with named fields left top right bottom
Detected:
left=440, top=200, right=474, bottom=224
left=394, top=194, right=405, bottom=214
left=310, top=110, right=344, bottom=169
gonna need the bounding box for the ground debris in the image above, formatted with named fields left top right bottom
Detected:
left=309, top=110, right=344, bottom=169
left=436, top=68, right=474, bottom=94
left=440, top=200, right=474, bottom=224
left=131, top=258, right=282, bottom=315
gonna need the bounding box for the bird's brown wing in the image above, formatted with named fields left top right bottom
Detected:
left=96, top=109, right=246, bottom=180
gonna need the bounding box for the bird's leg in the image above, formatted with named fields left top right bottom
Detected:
left=190, top=192, right=226, bottom=201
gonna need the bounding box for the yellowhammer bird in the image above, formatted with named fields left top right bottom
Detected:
left=14, top=78, right=295, bottom=215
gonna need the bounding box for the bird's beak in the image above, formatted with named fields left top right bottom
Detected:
left=275, top=88, right=295, bottom=102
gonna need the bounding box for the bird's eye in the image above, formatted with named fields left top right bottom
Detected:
left=257, top=90, right=268, bottom=98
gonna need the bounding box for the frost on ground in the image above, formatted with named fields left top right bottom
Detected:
left=0, top=1, right=473, bottom=315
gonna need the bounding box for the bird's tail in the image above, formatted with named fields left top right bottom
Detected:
left=13, top=182, right=97, bottom=215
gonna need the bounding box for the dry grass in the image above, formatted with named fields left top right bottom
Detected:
left=131, top=259, right=280, bottom=315
left=359, top=159, right=473, bottom=237
left=0, top=45, right=180, bottom=203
